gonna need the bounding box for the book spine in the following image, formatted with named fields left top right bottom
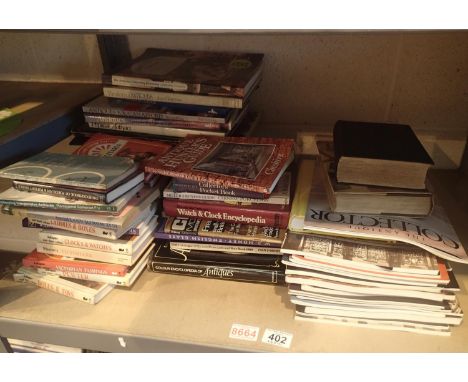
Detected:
left=27, top=212, right=120, bottom=230
left=82, top=107, right=226, bottom=124
left=0, top=199, right=118, bottom=213
left=23, top=218, right=139, bottom=236
left=169, top=242, right=281, bottom=255
left=154, top=231, right=277, bottom=247
left=172, top=180, right=267, bottom=199
left=164, top=189, right=285, bottom=205
left=13, top=181, right=106, bottom=203
left=22, top=257, right=128, bottom=277
left=103, top=86, right=243, bottom=109
left=28, top=217, right=119, bottom=239
left=86, top=122, right=223, bottom=138
left=38, top=231, right=132, bottom=254
left=163, top=199, right=290, bottom=228
left=85, top=115, right=222, bottom=130
left=36, top=243, right=134, bottom=266
left=148, top=260, right=286, bottom=285
left=21, top=273, right=97, bottom=304
left=35, top=268, right=129, bottom=287
left=110, top=75, right=200, bottom=93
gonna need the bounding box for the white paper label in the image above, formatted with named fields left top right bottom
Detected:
left=261, top=329, right=293, bottom=349
left=229, top=323, right=260, bottom=342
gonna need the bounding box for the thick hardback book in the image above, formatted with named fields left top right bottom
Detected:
left=102, top=48, right=264, bottom=98
left=82, top=95, right=236, bottom=124
left=38, top=213, right=155, bottom=255
left=73, top=133, right=172, bottom=185
left=317, top=141, right=433, bottom=215
left=147, top=241, right=285, bottom=285
left=146, top=135, right=295, bottom=194
left=302, top=163, right=468, bottom=264
left=165, top=172, right=291, bottom=205
left=162, top=216, right=284, bottom=246
left=163, top=198, right=290, bottom=228
left=0, top=152, right=138, bottom=191
left=0, top=182, right=143, bottom=213
left=333, top=120, right=434, bottom=189
left=22, top=250, right=129, bottom=276
left=12, top=169, right=144, bottom=204
left=281, top=232, right=440, bottom=275
left=172, top=179, right=267, bottom=199
left=35, top=243, right=155, bottom=287
left=16, top=267, right=114, bottom=304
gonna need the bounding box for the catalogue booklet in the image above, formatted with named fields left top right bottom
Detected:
left=146, top=136, right=295, bottom=194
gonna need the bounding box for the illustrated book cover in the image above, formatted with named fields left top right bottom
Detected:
left=146, top=135, right=295, bottom=194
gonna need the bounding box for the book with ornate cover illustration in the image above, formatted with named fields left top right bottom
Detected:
left=103, top=48, right=264, bottom=98
left=0, top=152, right=137, bottom=191
left=146, top=136, right=295, bottom=194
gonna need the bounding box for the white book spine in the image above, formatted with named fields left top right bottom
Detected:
left=163, top=189, right=286, bottom=205
left=29, top=217, right=118, bottom=240
left=38, top=231, right=131, bottom=254
left=103, top=86, right=243, bottom=109
left=36, top=268, right=130, bottom=287
left=169, top=241, right=281, bottom=255
left=36, top=243, right=133, bottom=266
left=19, top=272, right=98, bottom=304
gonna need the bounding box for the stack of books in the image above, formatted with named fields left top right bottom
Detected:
left=283, top=121, right=467, bottom=335
left=146, top=135, right=296, bottom=284
left=79, top=48, right=264, bottom=140
left=0, top=150, right=162, bottom=304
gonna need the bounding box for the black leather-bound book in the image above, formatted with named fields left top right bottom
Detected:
left=333, top=120, right=434, bottom=189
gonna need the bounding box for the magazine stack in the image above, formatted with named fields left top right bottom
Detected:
left=282, top=121, right=467, bottom=336
left=146, top=135, right=296, bottom=285
left=79, top=48, right=264, bottom=140
left=0, top=135, right=170, bottom=304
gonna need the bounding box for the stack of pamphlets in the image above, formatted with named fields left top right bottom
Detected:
left=283, top=155, right=467, bottom=335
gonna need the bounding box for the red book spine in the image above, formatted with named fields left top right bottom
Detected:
left=22, top=250, right=128, bottom=277
left=163, top=199, right=290, bottom=228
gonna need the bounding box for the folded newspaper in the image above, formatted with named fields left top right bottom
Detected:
left=303, top=163, right=468, bottom=264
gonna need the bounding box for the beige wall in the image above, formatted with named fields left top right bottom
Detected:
left=1, top=31, right=467, bottom=137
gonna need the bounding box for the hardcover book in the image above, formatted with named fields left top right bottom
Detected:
left=147, top=240, right=285, bottom=285
left=103, top=48, right=264, bottom=98
left=333, top=120, right=434, bottom=189
left=0, top=152, right=138, bottom=191
left=317, top=141, right=433, bottom=215
left=82, top=95, right=236, bottom=124
left=164, top=171, right=291, bottom=205
left=163, top=198, right=291, bottom=228
left=163, top=217, right=285, bottom=246
left=146, top=135, right=295, bottom=194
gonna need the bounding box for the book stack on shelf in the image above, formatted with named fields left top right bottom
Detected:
left=79, top=48, right=264, bottom=140
left=145, top=135, right=296, bottom=284
left=0, top=149, right=163, bottom=304
left=283, top=120, right=468, bottom=336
